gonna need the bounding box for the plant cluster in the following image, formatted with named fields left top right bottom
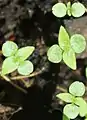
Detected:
left=1, top=41, right=35, bottom=75
left=47, top=26, right=86, bottom=70
left=47, top=1, right=87, bottom=120
left=0, top=1, right=87, bottom=119
left=52, top=2, right=86, bottom=17
left=57, top=81, right=87, bottom=120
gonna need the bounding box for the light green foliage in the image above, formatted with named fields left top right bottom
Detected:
left=67, top=2, right=71, bottom=16
left=70, top=34, right=86, bottom=53
left=71, top=2, right=86, bottom=17
left=2, top=41, right=18, bottom=57
left=51, top=1, right=87, bottom=120
left=69, top=81, right=85, bottom=96
left=56, top=81, right=87, bottom=119
left=59, top=26, right=70, bottom=51
left=52, top=3, right=67, bottom=18
left=63, top=114, right=70, bottom=120
left=15, top=46, right=35, bottom=62
left=2, top=41, right=35, bottom=75
left=56, top=93, right=74, bottom=103
left=52, top=2, right=85, bottom=18
left=47, top=26, right=86, bottom=70
left=47, top=44, right=62, bottom=63
left=63, top=104, right=79, bottom=119
left=63, top=49, right=76, bottom=70
left=75, top=97, right=87, bottom=117
left=85, top=115, right=87, bottom=120
left=18, top=60, right=33, bottom=75
left=2, top=56, right=19, bottom=75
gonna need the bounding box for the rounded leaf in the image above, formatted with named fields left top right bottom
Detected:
left=70, top=34, right=86, bottom=53
left=18, top=60, right=33, bottom=75
left=63, top=104, right=79, bottom=119
left=71, top=2, right=85, bottom=17
left=56, top=93, right=74, bottom=103
left=63, top=48, right=76, bottom=70
left=59, top=26, right=70, bottom=51
left=15, top=46, right=35, bottom=62
left=2, top=41, right=18, bottom=57
left=69, top=81, right=85, bottom=96
left=52, top=3, right=67, bottom=17
left=75, top=97, right=87, bottom=117
left=47, top=44, right=62, bottom=63
left=1, top=56, right=19, bottom=75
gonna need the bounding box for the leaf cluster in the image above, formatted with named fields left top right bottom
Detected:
left=1, top=41, right=35, bottom=75
left=56, top=81, right=87, bottom=119
left=52, top=2, right=86, bottom=18
left=47, top=26, right=86, bottom=70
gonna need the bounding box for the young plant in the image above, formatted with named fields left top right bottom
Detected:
left=56, top=81, right=87, bottom=119
left=52, top=2, right=86, bottom=18
left=1, top=41, right=35, bottom=75
left=47, top=26, right=86, bottom=70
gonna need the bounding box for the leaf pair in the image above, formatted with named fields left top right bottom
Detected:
left=52, top=2, right=85, bottom=18
left=47, top=26, right=86, bottom=70
left=57, top=81, right=87, bottom=119
left=1, top=41, right=35, bottom=75
left=63, top=98, right=87, bottom=119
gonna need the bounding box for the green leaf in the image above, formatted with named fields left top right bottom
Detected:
left=2, top=41, right=18, bottom=57
left=56, top=93, right=74, bottom=103
left=59, top=26, right=70, bottom=51
left=67, top=2, right=71, bottom=16
left=63, top=104, right=79, bottom=119
left=63, top=48, right=76, bottom=70
left=70, top=34, right=86, bottom=53
left=18, top=60, right=33, bottom=75
left=1, top=56, right=19, bottom=75
left=47, top=44, right=62, bottom=63
left=15, top=46, right=35, bottom=62
left=69, top=81, right=85, bottom=96
left=52, top=3, right=67, bottom=17
left=74, top=97, right=87, bottom=117
left=71, top=2, right=85, bottom=17
left=63, top=114, right=70, bottom=120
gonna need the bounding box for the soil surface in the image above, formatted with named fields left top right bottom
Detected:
left=0, top=0, right=87, bottom=120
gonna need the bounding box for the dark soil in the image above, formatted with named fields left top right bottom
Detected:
left=0, top=0, right=87, bottom=120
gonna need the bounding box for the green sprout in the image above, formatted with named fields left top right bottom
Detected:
left=47, top=26, right=86, bottom=70
left=56, top=81, right=87, bottom=119
left=1, top=41, right=35, bottom=75
left=52, top=2, right=86, bottom=18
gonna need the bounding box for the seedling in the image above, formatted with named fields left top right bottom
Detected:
left=47, top=26, right=86, bottom=70
left=52, top=2, right=86, bottom=18
left=1, top=41, right=35, bottom=75
left=56, top=81, right=87, bottom=119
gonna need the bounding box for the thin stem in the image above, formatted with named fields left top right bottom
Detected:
left=56, top=85, right=67, bottom=92
left=0, top=74, right=27, bottom=94
left=0, top=67, right=45, bottom=93
left=11, top=67, right=45, bottom=80
left=0, top=50, right=2, bottom=54
left=9, top=81, right=27, bottom=94
left=20, top=78, right=34, bottom=88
